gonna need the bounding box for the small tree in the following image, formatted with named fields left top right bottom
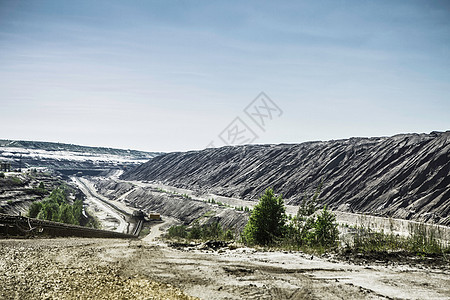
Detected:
left=72, top=199, right=83, bottom=224
left=49, top=187, right=66, bottom=204
left=59, top=204, right=76, bottom=224
left=168, top=225, right=188, bottom=238
left=243, top=188, right=287, bottom=245
left=38, top=201, right=59, bottom=222
left=297, top=180, right=322, bottom=219
left=313, top=205, right=339, bottom=248
left=188, top=221, right=202, bottom=239
left=290, top=181, right=339, bottom=250
left=28, top=201, right=43, bottom=218
left=201, top=222, right=223, bottom=240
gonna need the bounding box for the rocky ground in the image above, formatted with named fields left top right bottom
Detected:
left=0, top=238, right=196, bottom=300
left=1, top=226, right=449, bottom=300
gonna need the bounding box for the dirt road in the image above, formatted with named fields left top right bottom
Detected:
left=1, top=234, right=448, bottom=300
left=142, top=216, right=179, bottom=242
left=72, top=177, right=129, bottom=233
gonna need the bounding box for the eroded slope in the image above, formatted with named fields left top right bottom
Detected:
left=122, top=131, right=450, bottom=225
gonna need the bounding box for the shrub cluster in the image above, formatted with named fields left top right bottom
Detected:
left=283, top=205, right=339, bottom=251
left=167, top=186, right=448, bottom=257
left=167, top=221, right=234, bottom=241
left=242, top=188, right=339, bottom=252
left=351, top=223, right=449, bottom=255
left=28, top=185, right=83, bottom=225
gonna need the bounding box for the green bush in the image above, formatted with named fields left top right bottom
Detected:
left=187, top=221, right=202, bottom=239
left=201, top=222, right=223, bottom=240
left=181, top=193, right=192, bottom=199
left=168, top=225, right=188, bottom=238
left=28, top=202, right=43, bottom=218
left=72, top=199, right=83, bottom=222
left=37, top=201, right=60, bottom=222
left=224, top=229, right=234, bottom=240
left=48, top=187, right=67, bottom=204
left=249, top=182, right=339, bottom=252
left=242, top=188, right=287, bottom=246
left=239, top=185, right=339, bottom=251
left=59, top=203, right=76, bottom=224
left=309, top=205, right=339, bottom=248
left=27, top=185, right=84, bottom=226
left=350, top=222, right=449, bottom=255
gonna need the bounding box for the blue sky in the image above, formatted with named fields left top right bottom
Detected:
left=1, top=1, right=449, bottom=152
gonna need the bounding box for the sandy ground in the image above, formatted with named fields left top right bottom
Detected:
left=142, top=216, right=180, bottom=243
left=1, top=219, right=449, bottom=300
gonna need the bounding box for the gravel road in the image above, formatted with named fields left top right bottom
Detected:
left=72, top=177, right=129, bottom=233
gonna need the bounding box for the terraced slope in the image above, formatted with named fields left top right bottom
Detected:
left=0, top=171, right=65, bottom=215
left=0, top=139, right=161, bottom=171
left=122, top=131, right=450, bottom=225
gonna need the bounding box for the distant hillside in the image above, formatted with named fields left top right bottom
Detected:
left=0, top=139, right=161, bottom=173
left=122, top=131, right=450, bottom=226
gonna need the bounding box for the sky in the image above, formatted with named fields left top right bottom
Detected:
left=1, top=0, right=449, bottom=152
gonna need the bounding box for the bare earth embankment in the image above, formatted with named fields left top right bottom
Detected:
left=122, top=131, right=450, bottom=226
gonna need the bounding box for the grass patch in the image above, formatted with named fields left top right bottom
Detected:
left=0, top=176, right=24, bottom=186
left=166, top=221, right=234, bottom=242
left=139, top=227, right=150, bottom=237
left=349, top=223, right=450, bottom=256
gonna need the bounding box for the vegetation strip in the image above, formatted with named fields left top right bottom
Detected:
left=167, top=187, right=450, bottom=258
